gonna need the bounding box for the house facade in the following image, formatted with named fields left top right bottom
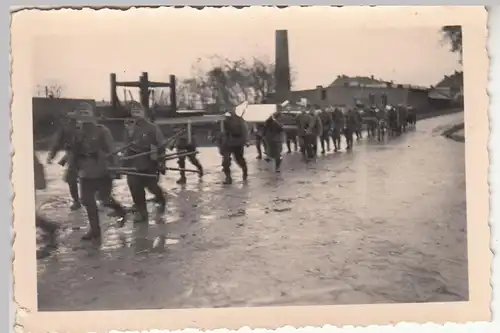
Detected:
left=267, top=82, right=431, bottom=112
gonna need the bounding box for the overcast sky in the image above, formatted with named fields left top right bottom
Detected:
left=31, top=8, right=462, bottom=100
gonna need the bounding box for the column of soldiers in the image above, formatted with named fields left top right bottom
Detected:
left=254, top=103, right=362, bottom=162
left=41, top=102, right=206, bottom=241
left=252, top=99, right=416, bottom=162
left=37, top=99, right=416, bottom=243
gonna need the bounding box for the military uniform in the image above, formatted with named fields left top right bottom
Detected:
left=397, top=105, right=409, bottom=133
left=174, top=132, right=204, bottom=184
left=253, top=123, right=267, bottom=159
left=221, top=113, right=249, bottom=184
left=47, top=119, right=81, bottom=210
left=354, top=108, right=363, bottom=140
left=344, top=109, right=359, bottom=150
left=263, top=113, right=285, bottom=172
left=70, top=119, right=126, bottom=240
left=319, top=110, right=333, bottom=153
left=365, top=106, right=378, bottom=138
left=279, top=113, right=298, bottom=154
left=308, top=111, right=323, bottom=156
left=124, top=117, right=166, bottom=222
left=331, top=108, right=345, bottom=151
left=296, top=112, right=313, bottom=159
left=387, top=105, right=399, bottom=136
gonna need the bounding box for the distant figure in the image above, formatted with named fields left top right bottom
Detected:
left=263, top=110, right=285, bottom=172
left=354, top=102, right=364, bottom=140
left=344, top=108, right=358, bottom=150
left=172, top=130, right=204, bottom=185
left=366, top=105, right=378, bottom=139
left=297, top=109, right=314, bottom=160
left=331, top=107, right=345, bottom=152
left=280, top=112, right=298, bottom=154
left=220, top=110, right=249, bottom=185
left=376, top=106, right=388, bottom=142
left=406, top=106, right=417, bottom=129
left=319, top=108, right=333, bottom=154
left=252, top=123, right=267, bottom=160
left=397, top=104, right=409, bottom=133
left=308, top=107, right=323, bottom=157
left=387, top=105, right=399, bottom=137
left=46, top=113, right=81, bottom=211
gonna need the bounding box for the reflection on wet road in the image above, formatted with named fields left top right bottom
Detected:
left=36, top=113, right=468, bottom=310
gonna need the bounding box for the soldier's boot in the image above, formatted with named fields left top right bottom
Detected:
left=176, top=176, right=187, bottom=184
left=133, top=210, right=149, bottom=224
left=256, top=147, right=262, bottom=159
left=81, top=206, right=101, bottom=241
left=109, top=203, right=127, bottom=228
left=155, top=197, right=166, bottom=215
left=223, top=173, right=233, bottom=185
left=192, top=160, right=204, bottom=178
left=70, top=202, right=82, bottom=211
left=241, top=162, right=248, bottom=181
left=68, top=182, right=81, bottom=211
left=275, top=157, right=282, bottom=173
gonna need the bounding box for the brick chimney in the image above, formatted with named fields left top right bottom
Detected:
left=275, top=30, right=291, bottom=103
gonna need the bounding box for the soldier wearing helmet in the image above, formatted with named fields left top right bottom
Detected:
left=170, top=126, right=204, bottom=185
left=331, top=107, right=345, bottom=152
left=123, top=101, right=166, bottom=223
left=220, top=109, right=249, bottom=184
left=318, top=106, right=333, bottom=154
left=262, top=106, right=285, bottom=172
left=353, top=100, right=364, bottom=140
left=69, top=102, right=126, bottom=241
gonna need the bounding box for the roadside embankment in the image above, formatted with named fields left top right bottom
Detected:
left=417, top=107, right=463, bottom=121
left=442, top=122, right=465, bottom=142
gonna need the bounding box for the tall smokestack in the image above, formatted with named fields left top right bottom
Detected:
left=275, top=30, right=291, bottom=103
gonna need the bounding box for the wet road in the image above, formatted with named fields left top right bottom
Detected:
left=36, top=112, right=468, bottom=311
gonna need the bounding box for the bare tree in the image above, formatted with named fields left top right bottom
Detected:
left=181, top=55, right=296, bottom=111
left=36, top=82, right=65, bottom=98
left=441, top=25, right=463, bottom=64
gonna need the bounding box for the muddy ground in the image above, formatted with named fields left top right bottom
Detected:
left=36, top=112, right=468, bottom=311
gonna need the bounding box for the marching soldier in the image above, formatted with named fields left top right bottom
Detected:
left=331, top=107, right=345, bottom=152
left=354, top=101, right=364, bottom=140
left=284, top=121, right=298, bottom=154
left=46, top=112, right=81, bottom=211
left=308, top=106, right=323, bottom=156
left=69, top=102, right=126, bottom=240
left=296, top=109, right=313, bottom=160
left=277, top=100, right=298, bottom=154
left=262, top=109, right=285, bottom=172
left=172, top=128, right=204, bottom=185
left=221, top=110, right=249, bottom=184
left=252, top=122, right=267, bottom=160
left=318, top=107, right=333, bottom=154
left=123, top=102, right=167, bottom=223
left=344, top=108, right=358, bottom=150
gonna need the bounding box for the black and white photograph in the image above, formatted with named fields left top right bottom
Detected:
left=10, top=6, right=491, bottom=332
